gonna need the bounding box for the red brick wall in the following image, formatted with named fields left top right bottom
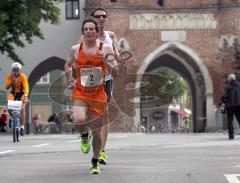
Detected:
left=219, top=8, right=240, bottom=34
left=85, top=0, right=240, bottom=106
left=200, top=0, right=218, bottom=6
left=87, top=0, right=237, bottom=8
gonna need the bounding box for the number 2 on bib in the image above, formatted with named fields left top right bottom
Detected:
left=80, top=67, right=103, bottom=87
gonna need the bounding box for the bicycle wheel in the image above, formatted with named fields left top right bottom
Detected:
left=13, top=118, right=16, bottom=143
left=16, top=128, right=19, bottom=142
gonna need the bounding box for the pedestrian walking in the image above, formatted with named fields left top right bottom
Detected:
left=221, top=74, right=240, bottom=139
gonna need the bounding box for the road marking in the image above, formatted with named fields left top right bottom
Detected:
left=0, top=150, right=16, bottom=155
left=225, top=174, right=240, bottom=183
left=65, top=140, right=80, bottom=143
left=112, top=135, right=127, bottom=139
left=32, top=143, right=51, bottom=148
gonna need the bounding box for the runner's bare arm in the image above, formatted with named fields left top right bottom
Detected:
left=103, top=45, right=119, bottom=75
left=64, top=45, right=77, bottom=84
left=109, top=31, right=120, bottom=60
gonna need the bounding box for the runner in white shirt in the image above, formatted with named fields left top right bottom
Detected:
left=91, top=7, right=120, bottom=165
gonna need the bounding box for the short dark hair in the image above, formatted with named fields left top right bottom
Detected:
left=81, top=17, right=99, bottom=33
left=90, top=7, right=108, bottom=17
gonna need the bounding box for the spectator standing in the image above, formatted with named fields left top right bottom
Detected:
left=32, top=113, right=41, bottom=134
left=0, top=109, right=8, bottom=132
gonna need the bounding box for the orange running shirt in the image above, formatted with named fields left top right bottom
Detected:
left=72, top=44, right=107, bottom=116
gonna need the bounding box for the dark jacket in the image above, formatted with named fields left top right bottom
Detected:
left=48, top=114, right=56, bottom=122
left=221, top=80, right=240, bottom=109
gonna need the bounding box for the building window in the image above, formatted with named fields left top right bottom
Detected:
left=66, top=0, right=79, bottom=19
left=157, top=0, right=164, bottom=6
left=110, top=0, right=117, bottom=2
left=37, top=73, right=50, bottom=84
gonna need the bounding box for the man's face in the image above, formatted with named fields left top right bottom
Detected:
left=12, top=68, right=20, bottom=77
left=93, top=10, right=107, bottom=28
left=83, top=22, right=97, bottom=41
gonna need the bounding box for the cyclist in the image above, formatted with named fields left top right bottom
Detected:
left=5, top=62, right=29, bottom=136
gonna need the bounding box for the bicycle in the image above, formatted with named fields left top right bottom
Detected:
left=8, top=100, right=22, bottom=143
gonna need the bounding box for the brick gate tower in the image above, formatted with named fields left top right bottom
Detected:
left=85, top=0, right=240, bottom=132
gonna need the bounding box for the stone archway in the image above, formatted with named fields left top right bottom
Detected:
left=26, top=56, right=65, bottom=134
left=28, top=57, right=66, bottom=95
left=135, top=42, right=215, bottom=132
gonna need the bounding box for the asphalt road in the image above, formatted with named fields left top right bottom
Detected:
left=0, top=133, right=240, bottom=183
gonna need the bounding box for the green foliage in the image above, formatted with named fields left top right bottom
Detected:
left=140, top=73, right=168, bottom=97
left=0, top=0, right=63, bottom=64
left=141, top=67, right=187, bottom=103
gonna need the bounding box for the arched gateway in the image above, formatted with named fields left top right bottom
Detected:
left=135, top=42, right=215, bottom=132
left=25, top=57, right=65, bottom=134
left=28, top=57, right=65, bottom=94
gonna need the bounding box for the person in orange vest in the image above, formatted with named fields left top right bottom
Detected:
left=64, top=17, right=118, bottom=174
left=5, top=62, right=29, bottom=136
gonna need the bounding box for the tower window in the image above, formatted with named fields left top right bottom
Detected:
left=111, top=0, right=117, bottom=2
left=157, top=0, right=164, bottom=6
left=66, top=0, right=80, bottom=19
left=37, top=73, right=50, bottom=84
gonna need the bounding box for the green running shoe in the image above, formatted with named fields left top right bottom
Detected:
left=99, top=151, right=107, bottom=165
left=90, top=162, right=101, bottom=174
left=80, top=130, right=92, bottom=154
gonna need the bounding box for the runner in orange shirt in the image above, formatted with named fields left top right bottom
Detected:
left=5, top=62, right=29, bottom=135
left=78, top=8, right=120, bottom=165
left=64, top=17, right=117, bottom=174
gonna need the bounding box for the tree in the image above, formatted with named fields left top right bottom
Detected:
left=0, top=0, right=63, bottom=64
left=141, top=67, right=187, bottom=105
left=154, top=67, right=186, bottom=98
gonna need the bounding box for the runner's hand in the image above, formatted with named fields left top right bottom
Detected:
left=22, top=95, right=28, bottom=103
left=105, top=53, right=116, bottom=65
left=96, top=50, right=105, bottom=60
left=68, top=80, right=76, bottom=90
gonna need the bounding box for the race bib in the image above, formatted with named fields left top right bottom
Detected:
left=80, top=67, right=103, bottom=87
left=8, top=100, right=22, bottom=111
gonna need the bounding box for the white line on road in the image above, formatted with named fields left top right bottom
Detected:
left=112, top=135, right=127, bottom=139
left=65, top=140, right=80, bottom=143
left=225, top=174, right=240, bottom=183
left=233, top=165, right=240, bottom=168
left=32, top=143, right=51, bottom=148
left=0, top=150, right=16, bottom=155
